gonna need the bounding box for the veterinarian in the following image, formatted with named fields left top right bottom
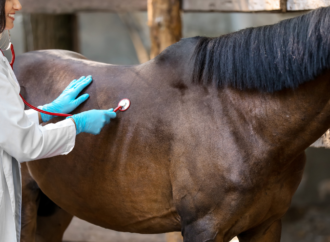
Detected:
left=0, top=0, right=117, bottom=241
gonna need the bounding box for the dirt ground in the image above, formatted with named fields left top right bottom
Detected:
left=281, top=205, right=330, bottom=242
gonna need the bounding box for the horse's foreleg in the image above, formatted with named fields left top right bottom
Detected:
left=35, top=207, right=73, bottom=242
left=182, top=218, right=224, bottom=242
left=21, top=163, right=40, bottom=242
left=21, top=162, right=73, bottom=242
left=237, top=220, right=281, bottom=242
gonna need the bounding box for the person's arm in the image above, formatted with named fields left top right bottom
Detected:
left=22, top=75, right=91, bottom=130
left=39, top=76, right=92, bottom=122
left=69, top=118, right=77, bottom=129
left=23, top=109, right=41, bottom=124
left=0, top=70, right=76, bottom=163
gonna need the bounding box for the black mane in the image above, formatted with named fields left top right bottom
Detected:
left=192, top=7, right=330, bottom=92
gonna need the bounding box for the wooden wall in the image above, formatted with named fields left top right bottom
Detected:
left=183, top=0, right=330, bottom=11
left=287, top=0, right=330, bottom=11
left=19, top=0, right=330, bottom=13
left=19, top=0, right=147, bottom=13
left=182, top=0, right=281, bottom=12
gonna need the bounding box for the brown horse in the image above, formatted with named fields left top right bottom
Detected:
left=16, top=7, right=330, bottom=242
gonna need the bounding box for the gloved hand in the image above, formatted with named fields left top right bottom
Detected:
left=68, top=109, right=117, bottom=135
left=40, top=76, right=93, bottom=122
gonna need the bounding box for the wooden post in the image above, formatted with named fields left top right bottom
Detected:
left=148, top=0, right=182, bottom=59
left=280, top=0, right=287, bottom=12
left=23, top=14, right=78, bottom=52
left=119, top=13, right=150, bottom=64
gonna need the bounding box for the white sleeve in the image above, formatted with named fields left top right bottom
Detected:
left=24, top=109, right=40, bottom=124
left=0, top=68, right=76, bottom=163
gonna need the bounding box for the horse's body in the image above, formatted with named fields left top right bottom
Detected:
left=16, top=7, right=330, bottom=242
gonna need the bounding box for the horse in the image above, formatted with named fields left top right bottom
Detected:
left=16, top=7, right=330, bottom=242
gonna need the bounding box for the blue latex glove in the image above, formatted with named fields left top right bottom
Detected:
left=40, top=76, right=93, bottom=122
left=68, top=109, right=117, bottom=135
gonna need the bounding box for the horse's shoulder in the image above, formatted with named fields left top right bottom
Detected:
left=152, top=37, right=200, bottom=66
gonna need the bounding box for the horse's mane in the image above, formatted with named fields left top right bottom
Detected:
left=192, top=7, right=330, bottom=92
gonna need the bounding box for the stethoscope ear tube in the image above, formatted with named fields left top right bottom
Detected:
left=7, top=43, right=72, bottom=117
left=19, top=94, right=72, bottom=117
left=9, top=43, right=14, bottom=69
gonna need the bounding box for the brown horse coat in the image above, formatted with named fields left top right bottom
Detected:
left=16, top=47, right=310, bottom=242
left=16, top=8, right=330, bottom=241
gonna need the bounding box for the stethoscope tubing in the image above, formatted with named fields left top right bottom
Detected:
left=5, top=43, right=128, bottom=117
left=6, top=44, right=73, bottom=117
left=19, top=94, right=72, bottom=117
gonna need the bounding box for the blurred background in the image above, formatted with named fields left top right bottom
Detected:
left=9, top=0, right=330, bottom=241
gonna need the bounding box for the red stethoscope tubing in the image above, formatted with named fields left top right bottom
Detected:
left=9, top=43, right=14, bottom=68
left=114, top=106, right=121, bottom=112
left=6, top=44, right=72, bottom=117
left=19, top=94, right=72, bottom=117
left=7, top=44, right=126, bottom=117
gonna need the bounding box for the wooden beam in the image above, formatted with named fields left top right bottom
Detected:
left=119, top=13, right=150, bottom=63
left=182, top=0, right=281, bottom=12
left=19, top=0, right=147, bottom=14
left=287, top=0, right=330, bottom=11
left=19, top=0, right=330, bottom=13
left=148, top=0, right=182, bottom=59
left=182, top=0, right=330, bottom=12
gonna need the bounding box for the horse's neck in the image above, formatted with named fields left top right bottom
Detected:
left=222, top=71, right=330, bottom=161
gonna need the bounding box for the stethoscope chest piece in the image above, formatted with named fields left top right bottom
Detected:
left=114, top=99, right=131, bottom=112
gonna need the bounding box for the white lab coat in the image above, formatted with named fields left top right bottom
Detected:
left=0, top=52, right=76, bottom=242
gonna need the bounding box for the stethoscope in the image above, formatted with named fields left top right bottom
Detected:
left=3, top=40, right=131, bottom=117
